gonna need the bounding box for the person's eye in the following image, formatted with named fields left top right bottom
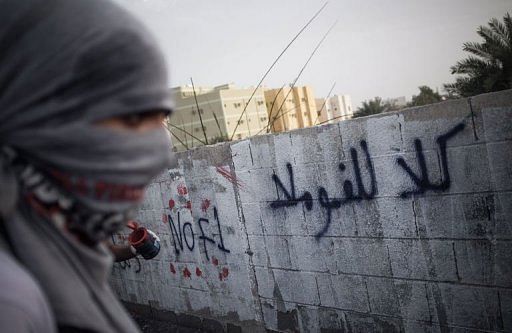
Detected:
left=121, top=114, right=143, bottom=128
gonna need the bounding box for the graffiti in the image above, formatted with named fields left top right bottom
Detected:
left=270, top=140, right=377, bottom=238
left=219, top=267, right=229, bottom=281
left=169, top=261, right=229, bottom=281
left=169, top=185, right=192, bottom=212
left=397, top=123, right=465, bottom=198
left=201, top=199, right=211, bottom=212
left=167, top=206, right=231, bottom=261
left=168, top=212, right=195, bottom=252
left=216, top=166, right=245, bottom=189
left=270, top=123, right=464, bottom=239
left=183, top=266, right=192, bottom=278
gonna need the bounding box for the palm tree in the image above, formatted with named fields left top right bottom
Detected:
left=444, top=13, right=512, bottom=97
left=409, top=86, right=442, bottom=107
left=353, top=97, right=387, bottom=118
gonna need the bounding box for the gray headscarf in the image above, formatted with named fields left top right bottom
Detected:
left=0, top=0, right=174, bottom=331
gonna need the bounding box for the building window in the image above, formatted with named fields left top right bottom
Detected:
left=194, top=128, right=199, bottom=132
left=317, top=111, right=322, bottom=116
left=236, top=134, right=242, bottom=140
left=260, top=117, right=267, bottom=122
left=301, top=97, right=306, bottom=102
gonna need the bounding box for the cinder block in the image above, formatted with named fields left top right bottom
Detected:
left=395, top=281, right=431, bottom=322
left=445, top=144, right=493, bottom=194
left=242, top=203, right=263, bottom=235
left=317, top=307, right=345, bottom=331
left=500, top=290, right=512, bottom=332
left=316, top=273, right=369, bottom=312
left=428, top=283, right=502, bottom=331
left=316, top=123, right=345, bottom=164
left=260, top=299, right=300, bottom=332
left=261, top=235, right=293, bottom=269
left=487, top=141, right=512, bottom=192
left=334, top=238, right=392, bottom=277
left=414, top=194, right=497, bottom=239
left=247, top=235, right=267, bottom=267
left=273, top=132, right=295, bottom=167
left=230, top=140, right=253, bottom=172
left=296, top=304, right=321, bottom=333
left=339, top=112, right=404, bottom=156
left=453, top=240, right=496, bottom=286
left=342, top=311, right=403, bottom=332
left=402, top=320, right=441, bottom=333
left=388, top=239, right=457, bottom=282
left=272, top=269, right=320, bottom=305
left=302, top=200, right=344, bottom=238
left=482, top=107, right=512, bottom=142
left=236, top=168, right=278, bottom=204
left=496, top=241, right=512, bottom=288
left=495, top=192, right=512, bottom=238
left=471, top=90, right=512, bottom=143
left=288, top=126, right=330, bottom=166
left=344, top=197, right=417, bottom=238
left=247, top=135, right=276, bottom=169
left=400, top=98, right=475, bottom=151
left=365, top=277, right=400, bottom=316
left=254, top=267, right=275, bottom=299
left=288, top=236, right=336, bottom=273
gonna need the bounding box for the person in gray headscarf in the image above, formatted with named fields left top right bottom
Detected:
left=0, top=0, right=175, bottom=332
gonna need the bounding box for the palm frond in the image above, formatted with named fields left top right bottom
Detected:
left=462, top=41, right=492, bottom=60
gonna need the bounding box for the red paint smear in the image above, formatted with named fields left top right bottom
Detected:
left=201, top=199, right=211, bottom=213
left=184, top=201, right=192, bottom=210
left=177, top=184, right=188, bottom=196
left=183, top=267, right=191, bottom=278
left=212, top=257, right=219, bottom=266
left=195, top=267, right=202, bottom=277
left=168, top=199, right=175, bottom=209
left=222, top=267, right=229, bottom=279
left=170, top=263, right=176, bottom=274
left=215, top=166, right=245, bottom=189
left=162, top=213, right=168, bottom=224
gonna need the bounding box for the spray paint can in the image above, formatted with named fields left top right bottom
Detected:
left=127, top=221, right=160, bottom=260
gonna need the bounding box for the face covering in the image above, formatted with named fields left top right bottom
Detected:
left=0, top=0, right=174, bottom=243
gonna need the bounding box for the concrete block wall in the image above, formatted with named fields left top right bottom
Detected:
left=111, top=90, right=512, bottom=332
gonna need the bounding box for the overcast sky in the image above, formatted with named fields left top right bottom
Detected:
left=115, top=0, right=510, bottom=107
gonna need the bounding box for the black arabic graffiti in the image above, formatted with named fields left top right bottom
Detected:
left=270, top=140, right=377, bottom=239
left=397, top=123, right=465, bottom=198
left=269, top=123, right=465, bottom=239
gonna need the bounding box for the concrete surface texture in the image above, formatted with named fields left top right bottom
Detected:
left=110, top=89, right=512, bottom=332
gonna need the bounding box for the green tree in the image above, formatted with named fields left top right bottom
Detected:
left=409, top=86, right=442, bottom=107
left=444, top=13, right=512, bottom=97
left=354, top=97, right=387, bottom=118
